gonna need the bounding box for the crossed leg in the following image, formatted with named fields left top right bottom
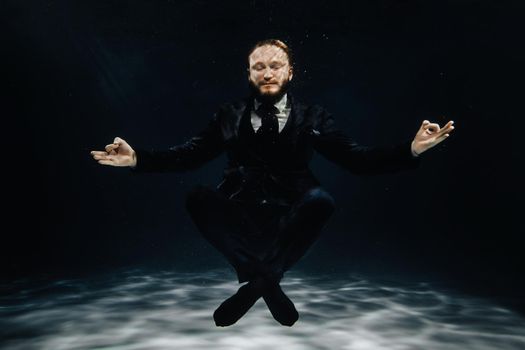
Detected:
left=185, top=185, right=335, bottom=326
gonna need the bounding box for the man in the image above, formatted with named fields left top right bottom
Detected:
left=91, top=39, right=455, bottom=327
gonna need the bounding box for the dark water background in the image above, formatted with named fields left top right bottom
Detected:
left=2, top=0, right=524, bottom=347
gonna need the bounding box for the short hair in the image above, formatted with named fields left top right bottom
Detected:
left=247, top=39, right=293, bottom=69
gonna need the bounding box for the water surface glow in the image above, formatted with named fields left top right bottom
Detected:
left=1, top=269, right=524, bottom=349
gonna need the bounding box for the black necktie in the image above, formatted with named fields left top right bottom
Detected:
left=255, top=103, right=279, bottom=146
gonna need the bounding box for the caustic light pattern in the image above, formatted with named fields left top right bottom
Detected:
left=1, top=269, right=524, bottom=350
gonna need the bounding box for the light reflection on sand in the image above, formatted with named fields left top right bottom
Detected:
left=1, top=269, right=524, bottom=350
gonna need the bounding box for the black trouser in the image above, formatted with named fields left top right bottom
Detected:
left=185, top=185, right=335, bottom=283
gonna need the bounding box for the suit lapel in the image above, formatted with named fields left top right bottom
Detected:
left=287, top=94, right=307, bottom=136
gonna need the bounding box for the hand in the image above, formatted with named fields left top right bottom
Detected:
left=411, top=120, right=455, bottom=156
left=90, top=137, right=137, bottom=167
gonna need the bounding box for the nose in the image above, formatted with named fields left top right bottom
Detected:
left=263, top=68, right=273, bottom=80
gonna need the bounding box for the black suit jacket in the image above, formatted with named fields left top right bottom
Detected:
left=133, top=94, right=420, bottom=205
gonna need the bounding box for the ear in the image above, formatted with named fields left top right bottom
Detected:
left=289, top=66, right=294, bottom=81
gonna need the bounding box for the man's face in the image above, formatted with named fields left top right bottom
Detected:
left=248, top=45, right=293, bottom=100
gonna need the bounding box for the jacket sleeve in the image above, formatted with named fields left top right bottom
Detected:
left=131, top=111, right=225, bottom=173
left=311, top=109, right=421, bottom=175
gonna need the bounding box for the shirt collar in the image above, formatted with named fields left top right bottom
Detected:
left=254, top=93, right=288, bottom=114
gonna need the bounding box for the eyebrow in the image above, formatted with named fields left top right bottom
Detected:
left=251, top=60, right=286, bottom=67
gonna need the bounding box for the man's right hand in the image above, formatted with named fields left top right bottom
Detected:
left=90, top=137, right=137, bottom=167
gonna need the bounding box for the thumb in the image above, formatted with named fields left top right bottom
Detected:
left=114, top=136, right=125, bottom=145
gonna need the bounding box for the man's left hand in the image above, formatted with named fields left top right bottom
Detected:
left=411, top=120, right=455, bottom=156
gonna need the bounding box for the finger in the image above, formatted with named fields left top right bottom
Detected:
left=441, top=120, right=454, bottom=129
left=436, top=121, right=455, bottom=136
left=90, top=151, right=108, bottom=156
left=425, top=134, right=449, bottom=149
left=425, top=123, right=441, bottom=133
left=98, top=159, right=115, bottom=166
left=105, top=143, right=119, bottom=153
left=97, top=154, right=119, bottom=161
left=435, top=133, right=450, bottom=143
left=419, top=120, right=430, bottom=131
left=93, top=153, right=119, bottom=161
left=438, top=124, right=455, bottom=136
left=93, top=153, right=109, bottom=160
